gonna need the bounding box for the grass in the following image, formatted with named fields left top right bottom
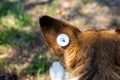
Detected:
left=27, top=53, right=52, bottom=74
left=0, top=28, right=37, bottom=48
left=111, top=18, right=120, bottom=27
left=0, top=59, right=8, bottom=70
left=0, top=0, right=51, bottom=77
left=47, top=0, right=58, bottom=14
left=25, top=53, right=58, bottom=80
left=0, top=1, right=36, bottom=47
left=0, top=1, right=60, bottom=79
left=0, top=1, right=35, bottom=28
left=81, top=0, right=110, bottom=4
left=81, top=0, right=90, bottom=4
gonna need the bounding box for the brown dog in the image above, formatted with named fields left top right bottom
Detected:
left=39, top=15, right=120, bottom=80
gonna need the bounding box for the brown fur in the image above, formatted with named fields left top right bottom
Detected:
left=39, top=15, right=120, bottom=80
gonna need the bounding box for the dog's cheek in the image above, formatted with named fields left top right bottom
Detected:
left=51, top=47, right=65, bottom=57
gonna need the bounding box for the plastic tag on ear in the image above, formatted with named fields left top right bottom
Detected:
left=56, top=34, right=69, bottom=47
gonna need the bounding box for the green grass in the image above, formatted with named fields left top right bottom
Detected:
left=111, top=18, right=120, bottom=26
left=0, top=0, right=59, bottom=78
left=81, top=0, right=90, bottom=4
left=0, top=59, right=8, bottom=70
left=0, top=1, right=35, bottom=27
left=0, top=1, right=36, bottom=47
left=47, top=0, right=58, bottom=14
left=27, top=53, right=52, bottom=74
left=27, top=53, right=59, bottom=75
left=0, top=1, right=40, bottom=74
left=0, top=28, right=37, bottom=48
left=81, top=0, right=110, bottom=4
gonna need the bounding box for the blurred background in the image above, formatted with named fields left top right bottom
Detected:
left=0, top=0, right=120, bottom=80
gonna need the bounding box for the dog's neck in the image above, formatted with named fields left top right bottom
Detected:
left=68, top=52, right=120, bottom=80
left=64, top=45, right=120, bottom=80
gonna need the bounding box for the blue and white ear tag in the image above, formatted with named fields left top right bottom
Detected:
left=56, top=34, right=69, bottom=47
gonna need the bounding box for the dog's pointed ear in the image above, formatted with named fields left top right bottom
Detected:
left=39, top=15, right=81, bottom=57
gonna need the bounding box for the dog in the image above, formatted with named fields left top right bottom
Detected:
left=39, top=15, right=120, bottom=80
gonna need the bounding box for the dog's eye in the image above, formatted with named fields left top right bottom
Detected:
left=56, top=34, right=69, bottom=47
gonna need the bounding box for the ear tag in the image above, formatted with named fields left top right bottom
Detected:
left=56, top=34, right=69, bottom=47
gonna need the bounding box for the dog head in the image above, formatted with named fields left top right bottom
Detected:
left=39, top=16, right=120, bottom=80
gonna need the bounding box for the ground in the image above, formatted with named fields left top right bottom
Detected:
left=0, top=0, right=120, bottom=80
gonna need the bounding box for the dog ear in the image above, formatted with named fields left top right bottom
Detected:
left=39, top=15, right=81, bottom=57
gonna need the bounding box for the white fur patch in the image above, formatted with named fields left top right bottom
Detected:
left=69, top=77, right=78, bottom=80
